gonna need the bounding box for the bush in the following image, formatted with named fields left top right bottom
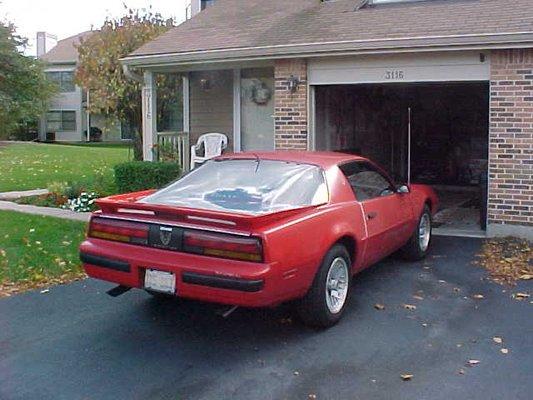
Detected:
left=114, top=161, right=181, bottom=193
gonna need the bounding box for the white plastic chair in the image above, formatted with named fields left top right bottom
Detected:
left=190, top=133, right=228, bottom=170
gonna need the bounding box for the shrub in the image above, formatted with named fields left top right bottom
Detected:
left=114, top=161, right=181, bottom=193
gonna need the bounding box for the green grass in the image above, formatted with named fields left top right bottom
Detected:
left=0, top=211, right=87, bottom=284
left=0, top=142, right=132, bottom=192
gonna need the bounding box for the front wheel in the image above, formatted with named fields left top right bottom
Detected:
left=401, top=205, right=432, bottom=261
left=296, top=244, right=351, bottom=328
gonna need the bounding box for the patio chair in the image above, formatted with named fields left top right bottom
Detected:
left=190, top=132, right=228, bottom=170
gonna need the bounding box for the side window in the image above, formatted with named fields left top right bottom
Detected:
left=339, top=162, right=394, bottom=201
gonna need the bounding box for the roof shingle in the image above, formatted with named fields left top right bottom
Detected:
left=128, top=0, right=533, bottom=62
left=40, top=31, right=95, bottom=64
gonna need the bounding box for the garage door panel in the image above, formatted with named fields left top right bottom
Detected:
left=308, top=51, right=490, bottom=85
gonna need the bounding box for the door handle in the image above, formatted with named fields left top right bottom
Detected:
left=367, top=211, right=378, bottom=220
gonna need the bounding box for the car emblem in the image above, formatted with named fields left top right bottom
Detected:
left=159, top=227, right=172, bottom=246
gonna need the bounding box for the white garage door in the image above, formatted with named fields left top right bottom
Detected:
left=308, top=51, right=490, bottom=85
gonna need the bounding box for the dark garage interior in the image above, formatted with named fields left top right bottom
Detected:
left=315, top=82, right=489, bottom=232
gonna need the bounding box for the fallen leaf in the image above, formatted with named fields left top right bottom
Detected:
left=293, top=371, right=300, bottom=376
left=421, top=323, right=428, bottom=327
left=40, top=289, right=49, bottom=294
left=374, top=303, right=385, bottom=310
left=473, top=294, right=484, bottom=299
left=514, top=293, right=530, bottom=300
left=493, top=337, right=503, bottom=344
left=308, top=395, right=317, bottom=399
left=501, top=348, right=509, bottom=354
left=519, top=274, right=532, bottom=280
left=403, top=304, right=417, bottom=311
left=458, top=368, right=466, bottom=375
left=400, top=374, right=413, bottom=381
left=467, top=359, right=480, bottom=366
left=413, top=295, right=424, bottom=301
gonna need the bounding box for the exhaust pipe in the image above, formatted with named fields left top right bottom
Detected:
left=106, top=285, right=132, bottom=297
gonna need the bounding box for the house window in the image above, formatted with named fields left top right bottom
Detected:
left=120, top=119, right=136, bottom=140
left=46, top=111, right=76, bottom=132
left=201, top=0, right=216, bottom=10
left=47, top=71, right=75, bottom=92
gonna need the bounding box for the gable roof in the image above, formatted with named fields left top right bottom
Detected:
left=123, top=0, right=533, bottom=66
left=40, top=31, right=95, bottom=64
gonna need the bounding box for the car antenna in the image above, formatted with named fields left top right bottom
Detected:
left=253, top=153, right=260, bottom=173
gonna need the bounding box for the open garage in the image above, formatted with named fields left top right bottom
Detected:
left=310, top=52, right=491, bottom=235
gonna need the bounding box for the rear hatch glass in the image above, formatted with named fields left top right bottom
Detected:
left=140, top=159, right=328, bottom=215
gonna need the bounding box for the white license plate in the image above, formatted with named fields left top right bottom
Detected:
left=145, top=269, right=176, bottom=294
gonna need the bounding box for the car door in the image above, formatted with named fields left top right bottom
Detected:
left=339, top=162, right=413, bottom=266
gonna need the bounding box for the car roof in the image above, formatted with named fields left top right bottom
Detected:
left=217, top=151, right=366, bottom=169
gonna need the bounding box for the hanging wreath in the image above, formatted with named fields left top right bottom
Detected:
left=250, top=79, right=272, bottom=105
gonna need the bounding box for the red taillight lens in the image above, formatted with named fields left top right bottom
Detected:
left=183, top=230, right=263, bottom=262
left=89, top=217, right=149, bottom=244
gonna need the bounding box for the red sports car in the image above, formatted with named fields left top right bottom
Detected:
left=80, top=152, right=438, bottom=327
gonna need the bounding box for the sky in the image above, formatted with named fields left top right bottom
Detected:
left=1, top=0, right=188, bottom=55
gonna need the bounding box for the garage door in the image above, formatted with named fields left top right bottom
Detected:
left=308, top=51, right=490, bottom=85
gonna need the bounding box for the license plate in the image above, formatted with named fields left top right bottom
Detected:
left=145, top=269, right=176, bottom=294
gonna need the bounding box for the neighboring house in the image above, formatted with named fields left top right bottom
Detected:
left=122, top=0, right=533, bottom=240
left=38, top=31, right=127, bottom=142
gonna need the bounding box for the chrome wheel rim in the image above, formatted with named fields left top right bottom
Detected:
left=419, top=213, right=431, bottom=252
left=325, top=257, right=349, bottom=314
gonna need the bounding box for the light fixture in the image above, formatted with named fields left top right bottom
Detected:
left=199, top=78, right=212, bottom=91
left=287, top=75, right=300, bottom=93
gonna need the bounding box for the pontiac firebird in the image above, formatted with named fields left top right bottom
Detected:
left=80, top=152, right=438, bottom=327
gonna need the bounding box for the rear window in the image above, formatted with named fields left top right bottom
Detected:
left=140, top=159, right=328, bottom=215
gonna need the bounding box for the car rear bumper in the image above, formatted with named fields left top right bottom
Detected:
left=79, top=238, right=304, bottom=307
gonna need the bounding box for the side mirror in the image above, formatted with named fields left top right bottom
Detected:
left=397, top=185, right=410, bottom=194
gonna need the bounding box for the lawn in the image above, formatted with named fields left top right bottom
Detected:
left=0, top=211, right=87, bottom=295
left=0, top=142, right=132, bottom=192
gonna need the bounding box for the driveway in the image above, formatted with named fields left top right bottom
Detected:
left=0, top=237, right=531, bottom=400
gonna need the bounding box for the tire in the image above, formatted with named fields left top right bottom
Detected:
left=296, top=244, right=352, bottom=328
left=401, top=205, right=432, bottom=261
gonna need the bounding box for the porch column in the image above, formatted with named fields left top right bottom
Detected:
left=142, top=71, right=157, bottom=161
left=274, top=59, right=308, bottom=150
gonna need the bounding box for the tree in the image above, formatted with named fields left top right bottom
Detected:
left=0, top=21, right=56, bottom=139
left=75, top=7, right=175, bottom=159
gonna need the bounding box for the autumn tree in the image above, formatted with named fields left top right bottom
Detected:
left=0, top=20, right=56, bottom=139
left=75, top=7, right=174, bottom=158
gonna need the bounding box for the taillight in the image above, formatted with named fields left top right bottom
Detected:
left=183, top=230, right=263, bottom=262
left=89, top=217, right=149, bottom=245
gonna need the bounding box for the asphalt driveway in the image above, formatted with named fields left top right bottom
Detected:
left=1, top=237, right=531, bottom=400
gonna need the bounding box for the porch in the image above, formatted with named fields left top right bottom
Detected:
left=142, top=65, right=282, bottom=172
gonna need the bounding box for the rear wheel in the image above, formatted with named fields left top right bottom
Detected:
left=296, top=244, right=351, bottom=328
left=401, top=205, right=432, bottom=261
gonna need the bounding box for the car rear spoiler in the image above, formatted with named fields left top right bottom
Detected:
left=95, top=191, right=318, bottom=232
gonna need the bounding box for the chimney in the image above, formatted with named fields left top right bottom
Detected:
left=36, top=32, right=58, bottom=58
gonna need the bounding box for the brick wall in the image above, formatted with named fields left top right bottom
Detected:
left=274, top=59, right=308, bottom=150
left=488, top=49, right=533, bottom=235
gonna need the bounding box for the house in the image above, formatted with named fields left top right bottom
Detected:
left=121, top=0, right=533, bottom=240
left=37, top=31, right=129, bottom=142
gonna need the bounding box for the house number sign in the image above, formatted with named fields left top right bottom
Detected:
left=384, top=70, right=405, bottom=80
